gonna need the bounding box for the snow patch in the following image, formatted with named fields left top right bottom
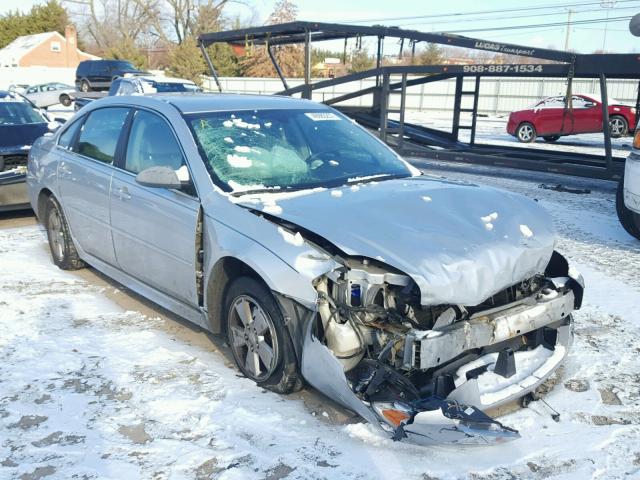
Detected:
left=481, top=212, right=499, bottom=223
left=277, top=227, right=304, bottom=247
left=520, top=224, right=534, bottom=238
left=226, top=154, right=252, bottom=168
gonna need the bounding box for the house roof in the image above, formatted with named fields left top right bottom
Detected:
left=0, top=31, right=99, bottom=67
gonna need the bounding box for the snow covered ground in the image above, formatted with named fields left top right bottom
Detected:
left=1, top=161, right=640, bottom=479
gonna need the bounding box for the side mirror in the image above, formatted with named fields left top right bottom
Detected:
left=135, top=166, right=182, bottom=189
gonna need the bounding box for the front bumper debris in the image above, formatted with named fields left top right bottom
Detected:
left=301, top=282, right=578, bottom=446
left=301, top=321, right=523, bottom=445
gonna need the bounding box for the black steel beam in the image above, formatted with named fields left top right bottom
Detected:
left=198, top=40, right=222, bottom=92
left=267, top=46, right=289, bottom=90
left=600, top=74, right=613, bottom=172
left=198, top=21, right=575, bottom=63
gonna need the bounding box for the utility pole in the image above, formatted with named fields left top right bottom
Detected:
left=564, top=9, right=573, bottom=51
left=601, top=0, right=617, bottom=51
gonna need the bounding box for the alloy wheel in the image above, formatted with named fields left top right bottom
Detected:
left=610, top=117, right=626, bottom=136
left=228, top=295, right=278, bottom=381
left=518, top=125, right=534, bottom=142
left=47, top=207, right=65, bottom=262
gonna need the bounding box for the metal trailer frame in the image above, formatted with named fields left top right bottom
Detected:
left=198, top=21, right=640, bottom=181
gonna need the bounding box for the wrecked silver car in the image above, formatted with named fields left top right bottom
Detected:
left=27, top=94, right=583, bottom=446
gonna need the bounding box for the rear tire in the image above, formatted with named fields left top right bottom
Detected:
left=609, top=115, right=628, bottom=138
left=543, top=135, right=560, bottom=143
left=45, top=196, right=86, bottom=270
left=224, top=277, right=302, bottom=394
left=516, top=122, right=536, bottom=143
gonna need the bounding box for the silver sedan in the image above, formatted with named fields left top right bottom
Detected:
left=27, top=94, right=584, bottom=446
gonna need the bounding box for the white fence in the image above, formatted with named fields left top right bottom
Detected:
left=205, top=76, right=640, bottom=117
left=0, top=67, right=76, bottom=89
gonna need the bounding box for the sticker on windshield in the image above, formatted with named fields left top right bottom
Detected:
left=304, top=112, right=340, bottom=121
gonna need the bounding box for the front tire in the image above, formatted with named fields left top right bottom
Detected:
left=224, top=277, right=302, bottom=393
left=609, top=115, right=628, bottom=138
left=45, top=196, right=85, bottom=270
left=80, top=80, right=90, bottom=92
left=616, top=179, right=640, bottom=240
left=516, top=122, right=536, bottom=143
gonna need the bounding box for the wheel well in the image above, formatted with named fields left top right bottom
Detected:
left=205, top=257, right=267, bottom=334
left=36, top=188, right=53, bottom=223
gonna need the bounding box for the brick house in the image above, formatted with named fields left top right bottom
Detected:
left=0, top=26, right=99, bottom=68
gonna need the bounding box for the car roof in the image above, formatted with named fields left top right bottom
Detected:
left=106, top=93, right=328, bottom=114
left=0, top=90, right=30, bottom=102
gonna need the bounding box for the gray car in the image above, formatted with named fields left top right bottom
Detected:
left=27, top=94, right=584, bottom=446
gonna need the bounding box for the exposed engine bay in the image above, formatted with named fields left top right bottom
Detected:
left=307, top=253, right=582, bottom=445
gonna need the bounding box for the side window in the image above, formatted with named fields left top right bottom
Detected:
left=572, top=96, right=592, bottom=109
left=124, top=110, right=185, bottom=174
left=58, top=117, right=84, bottom=151
left=26, top=86, right=37, bottom=94
left=77, top=108, right=129, bottom=164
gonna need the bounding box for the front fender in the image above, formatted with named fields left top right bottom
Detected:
left=203, top=212, right=339, bottom=308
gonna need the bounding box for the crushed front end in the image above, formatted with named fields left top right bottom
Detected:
left=0, top=147, right=30, bottom=211
left=301, top=252, right=583, bottom=446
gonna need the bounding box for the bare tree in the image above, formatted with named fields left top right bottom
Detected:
left=63, top=0, right=160, bottom=50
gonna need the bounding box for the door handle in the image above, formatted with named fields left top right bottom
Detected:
left=116, top=186, right=131, bottom=200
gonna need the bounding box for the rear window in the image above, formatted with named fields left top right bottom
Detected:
left=77, top=108, right=129, bottom=163
left=77, top=62, right=90, bottom=75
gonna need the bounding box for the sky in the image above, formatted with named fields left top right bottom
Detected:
left=1, top=0, right=639, bottom=54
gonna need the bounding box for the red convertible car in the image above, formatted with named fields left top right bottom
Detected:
left=507, top=94, right=636, bottom=143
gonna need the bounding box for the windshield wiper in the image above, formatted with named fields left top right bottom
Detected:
left=229, top=173, right=412, bottom=197
left=345, top=172, right=412, bottom=185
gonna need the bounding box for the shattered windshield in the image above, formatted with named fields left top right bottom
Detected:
left=186, top=108, right=412, bottom=192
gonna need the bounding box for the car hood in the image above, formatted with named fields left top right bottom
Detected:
left=0, top=123, right=49, bottom=150
left=238, top=176, right=556, bottom=306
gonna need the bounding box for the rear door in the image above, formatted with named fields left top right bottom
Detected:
left=109, top=108, right=200, bottom=306
left=57, top=107, right=130, bottom=266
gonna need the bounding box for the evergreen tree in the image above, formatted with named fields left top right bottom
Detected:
left=104, top=38, right=148, bottom=69
left=0, top=1, right=69, bottom=49
left=349, top=49, right=374, bottom=73
left=415, top=43, right=444, bottom=65
left=167, top=36, right=207, bottom=85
